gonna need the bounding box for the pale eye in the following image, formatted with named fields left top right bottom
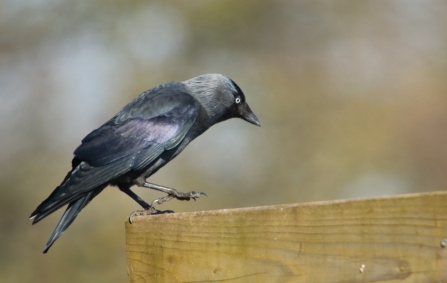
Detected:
left=235, top=97, right=241, bottom=104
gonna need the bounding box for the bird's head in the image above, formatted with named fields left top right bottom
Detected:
left=184, top=74, right=261, bottom=127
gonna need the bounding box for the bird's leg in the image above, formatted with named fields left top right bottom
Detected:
left=127, top=182, right=207, bottom=223
left=120, top=185, right=175, bottom=223
left=141, top=182, right=207, bottom=202
left=119, top=186, right=151, bottom=210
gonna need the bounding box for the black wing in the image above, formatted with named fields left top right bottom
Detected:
left=74, top=84, right=198, bottom=168
left=31, top=84, right=198, bottom=223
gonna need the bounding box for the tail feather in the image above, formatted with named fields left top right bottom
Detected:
left=31, top=159, right=131, bottom=224
left=31, top=193, right=86, bottom=224
left=42, top=185, right=106, bottom=253
left=32, top=156, right=133, bottom=253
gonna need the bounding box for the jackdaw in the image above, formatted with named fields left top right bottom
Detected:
left=30, top=74, right=260, bottom=253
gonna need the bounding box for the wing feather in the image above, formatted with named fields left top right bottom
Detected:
left=31, top=88, right=199, bottom=224
left=74, top=90, right=198, bottom=167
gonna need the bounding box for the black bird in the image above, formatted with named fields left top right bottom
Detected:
left=30, top=74, right=260, bottom=253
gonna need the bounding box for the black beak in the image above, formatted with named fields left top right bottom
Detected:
left=239, top=103, right=261, bottom=127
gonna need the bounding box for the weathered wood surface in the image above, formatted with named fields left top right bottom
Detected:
left=126, top=191, right=447, bottom=282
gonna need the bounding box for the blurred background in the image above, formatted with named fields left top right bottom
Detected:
left=1, top=1, right=447, bottom=282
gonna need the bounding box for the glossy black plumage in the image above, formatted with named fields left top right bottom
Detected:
left=30, top=74, right=260, bottom=253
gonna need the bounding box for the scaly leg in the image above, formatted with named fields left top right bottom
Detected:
left=127, top=182, right=206, bottom=223
left=119, top=186, right=151, bottom=210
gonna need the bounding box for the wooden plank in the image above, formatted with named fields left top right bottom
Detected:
left=125, top=191, right=447, bottom=282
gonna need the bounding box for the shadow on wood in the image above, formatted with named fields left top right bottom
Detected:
left=125, top=191, right=447, bottom=282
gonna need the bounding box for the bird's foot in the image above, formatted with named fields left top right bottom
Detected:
left=167, top=190, right=207, bottom=202
left=150, top=190, right=206, bottom=208
left=141, top=182, right=207, bottom=202
left=128, top=207, right=174, bottom=223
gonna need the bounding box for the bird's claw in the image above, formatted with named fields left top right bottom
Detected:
left=191, top=191, right=207, bottom=201
left=128, top=207, right=174, bottom=223
left=128, top=210, right=145, bottom=224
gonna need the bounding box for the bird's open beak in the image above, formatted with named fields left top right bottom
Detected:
left=239, top=103, right=261, bottom=127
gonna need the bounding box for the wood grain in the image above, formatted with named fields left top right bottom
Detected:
left=125, top=191, right=447, bottom=282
